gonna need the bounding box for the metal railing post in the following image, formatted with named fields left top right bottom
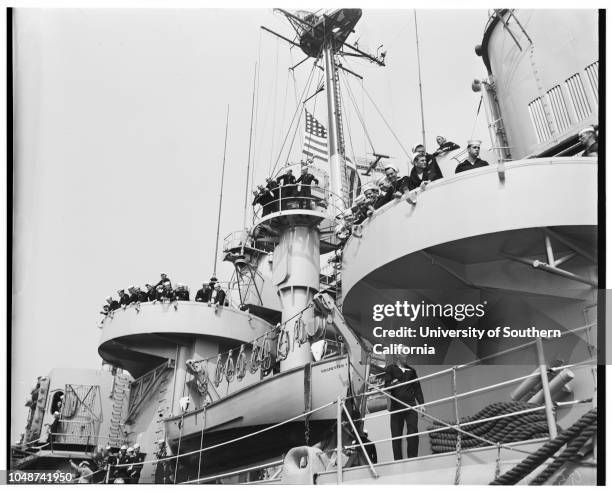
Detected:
left=341, top=402, right=378, bottom=478
left=336, top=396, right=343, bottom=484
left=536, top=338, right=558, bottom=438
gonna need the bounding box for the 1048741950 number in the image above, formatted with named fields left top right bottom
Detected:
left=6, top=471, right=74, bottom=484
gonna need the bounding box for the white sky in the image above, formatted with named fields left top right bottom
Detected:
left=10, top=7, right=498, bottom=441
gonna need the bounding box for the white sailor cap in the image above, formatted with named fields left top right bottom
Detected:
left=412, top=143, right=425, bottom=153
left=412, top=152, right=424, bottom=162
left=467, top=139, right=482, bottom=146
left=579, top=126, right=595, bottom=136
left=362, top=182, right=379, bottom=193
left=383, top=162, right=398, bottom=172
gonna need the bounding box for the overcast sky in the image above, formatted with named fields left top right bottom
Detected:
left=10, top=8, right=495, bottom=440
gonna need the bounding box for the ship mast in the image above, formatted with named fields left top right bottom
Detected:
left=265, top=9, right=385, bottom=208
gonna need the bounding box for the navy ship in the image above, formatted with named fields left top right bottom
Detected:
left=11, top=9, right=600, bottom=485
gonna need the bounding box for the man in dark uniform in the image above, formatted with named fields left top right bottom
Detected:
left=296, top=166, right=319, bottom=209
left=128, top=286, right=139, bottom=304
left=176, top=284, right=190, bottom=301
left=252, top=185, right=272, bottom=216
left=162, top=282, right=176, bottom=302
left=408, top=153, right=443, bottom=190
left=155, top=273, right=171, bottom=288
left=106, top=296, right=120, bottom=311
left=413, top=143, right=444, bottom=177
left=136, top=286, right=148, bottom=303
left=455, top=139, right=489, bottom=173
left=383, top=358, right=425, bottom=460
left=432, top=135, right=460, bottom=156
left=144, top=284, right=156, bottom=302
left=265, top=177, right=280, bottom=213
left=118, top=289, right=131, bottom=307
left=195, top=282, right=214, bottom=302
left=277, top=168, right=297, bottom=208
left=579, top=126, right=598, bottom=157
left=210, top=283, right=227, bottom=307
left=381, top=163, right=410, bottom=202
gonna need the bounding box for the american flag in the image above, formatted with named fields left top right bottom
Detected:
left=302, top=110, right=328, bottom=164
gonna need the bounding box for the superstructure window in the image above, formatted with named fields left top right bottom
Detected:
left=565, top=73, right=592, bottom=120
left=546, top=86, right=571, bottom=134
left=527, top=97, right=552, bottom=143
left=585, top=61, right=599, bottom=102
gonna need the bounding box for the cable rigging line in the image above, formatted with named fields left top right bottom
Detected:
left=338, top=71, right=358, bottom=171
left=414, top=10, right=427, bottom=146
left=269, top=61, right=318, bottom=177
left=243, top=62, right=258, bottom=230
left=268, top=39, right=281, bottom=175
left=360, top=78, right=412, bottom=160
left=212, top=105, right=230, bottom=277
left=285, top=68, right=323, bottom=169
left=339, top=66, right=376, bottom=154
left=251, top=30, right=263, bottom=200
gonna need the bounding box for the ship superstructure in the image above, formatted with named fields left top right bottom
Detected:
left=11, top=9, right=600, bottom=485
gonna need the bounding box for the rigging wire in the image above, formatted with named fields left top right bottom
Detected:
left=250, top=31, right=263, bottom=206
left=471, top=96, right=483, bottom=140
left=243, top=62, right=258, bottom=230
left=284, top=68, right=324, bottom=169
left=414, top=10, right=427, bottom=146
left=212, top=105, right=230, bottom=277
left=269, top=61, right=318, bottom=177
left=360, top=78, right=412, bottom=160
left=268, top=39, right=281, bottom=174
left=339, top=66, right=376, bottom=154
left=338, top=71, right=358, bottom=171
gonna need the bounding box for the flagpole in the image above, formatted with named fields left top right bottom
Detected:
left=213, top=105, right=230, bottom=277
left=414, top=10, right=426, bottom=146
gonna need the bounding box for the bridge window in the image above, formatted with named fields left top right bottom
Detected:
left=528, top=97, right=552, bottom=143
left=585, top=61, right=599, bottom=102
left=565, top=73, right=592, bottom=120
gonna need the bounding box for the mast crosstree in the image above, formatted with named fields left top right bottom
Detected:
left=262, top=9, right=385, bottom=207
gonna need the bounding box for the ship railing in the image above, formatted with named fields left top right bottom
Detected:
left=222, top=230, right=254, bottom=253
left=252, top=184, right=347, bottom=223
left=105, top=362, right=595, bottom=483
left=103, top=322, right=596, bottom=483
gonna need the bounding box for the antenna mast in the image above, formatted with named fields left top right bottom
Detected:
left=213, top=105, right=230, bottom=277
left=414, top=10, right=426, bottom=147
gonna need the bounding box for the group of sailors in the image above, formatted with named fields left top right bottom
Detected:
left=68, top=443, right=145, bottom=484
left=252, top=166, right=322, bottom=215
left=334, top=137, right=463, bottom=239
left=99, top=273, right=228, bottom=321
